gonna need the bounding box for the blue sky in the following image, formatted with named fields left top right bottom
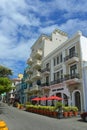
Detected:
left=0, top=0, right=87, bottom=78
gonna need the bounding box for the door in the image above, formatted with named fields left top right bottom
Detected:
left=74, top=91, right=81, bottom=111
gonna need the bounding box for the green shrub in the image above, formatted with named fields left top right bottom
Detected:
left=62, top=106, right=78, bottom=112
left=25, top=102, right=32, bottom=105
left=71, top=106, right=78, bottom=112
left=55, top=102, right=63, bottom=110
left=62, top=106, right=70, bottom=112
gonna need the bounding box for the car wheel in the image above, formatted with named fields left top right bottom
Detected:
left=85, top=116, right=87, bottom=122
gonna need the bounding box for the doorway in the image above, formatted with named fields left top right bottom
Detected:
left=74, top=91, right=81, bottom=111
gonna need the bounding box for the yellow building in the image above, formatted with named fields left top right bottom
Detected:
left=18, top=74, right=23, bottom=79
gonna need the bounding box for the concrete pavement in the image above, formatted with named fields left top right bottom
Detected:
left=0, top=103, right=87, bottom=130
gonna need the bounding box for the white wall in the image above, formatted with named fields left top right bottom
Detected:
left=44, top=32, right=68, bottom=57
left=80, top=36, right=87, bottom=111
left=80, top=36, right=87, bottom=61
left=82, top=64, right=87, bottom=111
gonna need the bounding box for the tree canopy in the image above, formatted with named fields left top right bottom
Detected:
left=0, top=77, right=12, bottom=94
left=0, top=65, right=13, bottom=94
left=0, top=65, right=12, bottom=77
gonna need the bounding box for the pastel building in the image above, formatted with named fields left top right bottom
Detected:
left=8, top=77, right=22, bottom=104
left=41, top=31, right=87, bottom=111
left=26, top=29, right=68, bottom=99
left=26, top=29, right=87, bottom=111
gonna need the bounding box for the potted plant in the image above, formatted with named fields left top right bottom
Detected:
left=63, top=106, right=69, bottom=118
left=55, top=102, right=63, bottom=119
left=68, top=106, right=73, bottom=117
left=72, top=106, right=78, bottom=116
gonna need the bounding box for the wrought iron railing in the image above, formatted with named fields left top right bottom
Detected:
left=64, top=53, right=78, bottom=62
left=50, top=73, right=80, bottom=85
left=41, top=68, right=50, bottom=73
left=41, top=82, right=50, bottom=87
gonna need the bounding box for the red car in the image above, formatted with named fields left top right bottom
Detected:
left=81, top=112, right=87, bottom=122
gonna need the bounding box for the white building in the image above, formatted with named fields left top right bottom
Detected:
left=26, top=29, right=87, bottom=112
left=41, top=31, right=87, bottom=111
left=9, top=77, right=22, bottom=103
left=26, top=29, right=68, bottom=98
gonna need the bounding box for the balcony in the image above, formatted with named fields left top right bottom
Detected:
left=50, top=78, right=64, bottom=85
left=30, top=85, right=40, bottom=91
left=26, top=68, right=33, bottom=74
left=24, top=88, right=30, bottom=93
left=41, top=82, right=50, bottom=91
left=64, top=73, right=81, bottom=85
left=27, top=58, right=33, bottom=65
left=50, top=73, right=80, bottom=86
left=41, top=68, right=50, bottom=75
left=25, top=77, right=32, bottom=83
left=64, top=53, right=79, bottom=64
left=41, top=82, right=49, bottom=87
left=32, top=71, right=41, bottom=81
left=33, top=60, right=41, bottom=69
left=34, top=49, right=42, bottom=59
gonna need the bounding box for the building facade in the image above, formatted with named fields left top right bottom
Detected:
left=26, top=29, right=68, bottom=100
left=41, top=31, right=87, bottom=111
left=8, top=77, right=22, bottom=104
left=26, top=29, right=87, bottom=112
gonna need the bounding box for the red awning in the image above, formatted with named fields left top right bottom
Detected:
left=47, top=95, right=63, bottom=100
left=32, top=97, right=41, bottom=101
left=40, top=96, right=48, bottom=101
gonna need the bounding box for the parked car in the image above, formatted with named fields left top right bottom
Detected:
left=81, top=112, right=87, bottom=122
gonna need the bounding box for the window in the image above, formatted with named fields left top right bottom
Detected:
left=29, top=83, right=32, bottom=87
left=60, top=54, right=62, bottom=63
left=57, top=71, right=60, bottom=79
left=54, top=69, right=63, bottom=80
left=69, top=46, right=75, bottom=57
left=60, top=69, right=63, bottom=78
left=37, top=80, right=41, bottom=85
left=70, top=64, right=77, bottom=75
left=46, top=63, right=49, bottom=68
left=57, top=56, right=59, bottom=64
left=46, top=76, right=49, bottom=84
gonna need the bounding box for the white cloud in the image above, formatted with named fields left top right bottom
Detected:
left=39, top=24, right=58, bottom=34
left=0, top=0, right=87, bottom=77
left=0, top=38, right=36, bottom=60
left=59, top=19, right=87, bottom=36
left=39, top=18, right=87, bottom=37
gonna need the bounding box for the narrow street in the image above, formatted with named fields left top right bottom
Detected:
left=0, top=103, right=87, bottom=130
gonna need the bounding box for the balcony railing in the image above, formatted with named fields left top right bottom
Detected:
left=25, top=77, right=32, bottom=83
left=64, top=53, right=78, bottom=62
left=26, top=68, right=33, bottom=74
left=41, top=82, right=50, bottom=87
left=64, top=73, right=80, bottom=80
left=50, top=78, right=64, bottom=85
left=30, top=85, right=40, bottom=91
left=32, top=60, right=41, bottom=69
left=34, top=49, right=42, bottom=59
left=50, top=73, right=80, bottom=86
left=27, top=58, right=33, bottom=65
left=31, top=71, right=41, bottom=81
left=41, top=68, right=50, bottom=75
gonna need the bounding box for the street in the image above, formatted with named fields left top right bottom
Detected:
left=0, top=103, right=87, bottom=130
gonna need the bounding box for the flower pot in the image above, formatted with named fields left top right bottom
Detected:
left=63, top=112, right=68, bottom=118
left=73, top=111, right=78, bottom=116
left=53, top=111, right=58, bottom=118
left=68, top=111, right=73, bottom=117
